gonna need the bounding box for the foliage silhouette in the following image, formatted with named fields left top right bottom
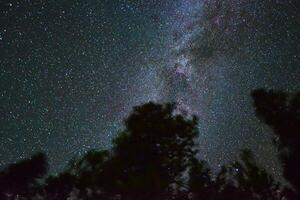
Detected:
left=110, top=102, right=199, bottom=199
left=189, top=158, right=215, bottom=200
left=252, top=89, right=300, bottom=196
left=42, top=173, right=76, bottom=200
left=0, top=100, right=297, bottom=199
left=0, top=153, right=47, bottom=199
left=69, top=102, right=199, bottom=199
left=68, top=150, right=111, bottom=199
left=189, top=150, right=280, bottom=200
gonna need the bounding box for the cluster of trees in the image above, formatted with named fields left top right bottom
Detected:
left=0, top=89, right=299, bottom=200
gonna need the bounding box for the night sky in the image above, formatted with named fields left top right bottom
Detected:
left=0, top=0, right=299, bottom=178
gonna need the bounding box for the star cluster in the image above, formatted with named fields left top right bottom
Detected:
left=0, top=0, right=299, bottom=179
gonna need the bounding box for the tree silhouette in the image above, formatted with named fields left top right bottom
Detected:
left=0, top=100, right=295, bottom=199
left=189, top=151, right=278, bottom=200
left=68, top=150, right=111, bottom=199
left=232, top=149, right=280, bottom=200
left=110, top=102, right=199, bottom=199
left=70, top=102, right=199, bottom=199
left=42, top=173, right=76, bottom=200
left=0, top=153, right=47, bottom=199
left=252, top=89, right=300, bottom=196
left=189, top=158, right=215, bottom=200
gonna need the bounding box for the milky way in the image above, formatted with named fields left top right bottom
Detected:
left=1, top=0, right=299, bottom=179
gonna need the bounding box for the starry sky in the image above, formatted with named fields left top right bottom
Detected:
left=0, top=0, right=299, bottom=178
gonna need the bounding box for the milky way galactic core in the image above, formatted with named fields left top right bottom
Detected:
left=1, top=0, right=299, bottom=177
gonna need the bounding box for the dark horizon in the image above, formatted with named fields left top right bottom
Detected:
left=1, top=95, right=300, bottom=199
